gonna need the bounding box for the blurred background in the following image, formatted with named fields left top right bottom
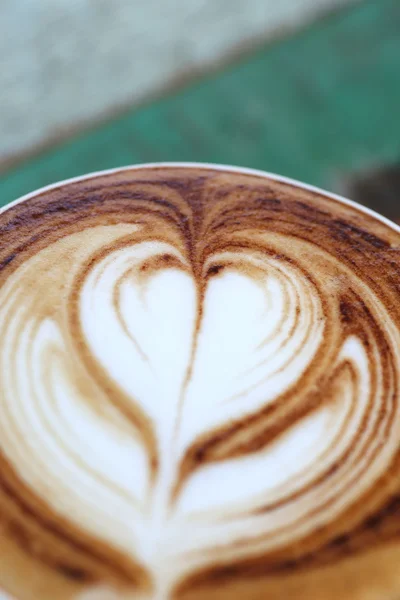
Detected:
left=0, top=0, right=399, bottom=218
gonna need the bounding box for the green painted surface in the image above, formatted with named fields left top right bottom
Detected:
left=1, top=0, right=399, bottom=208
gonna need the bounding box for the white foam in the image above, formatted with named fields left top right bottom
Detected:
left=0, top=226, right=399, bottom=594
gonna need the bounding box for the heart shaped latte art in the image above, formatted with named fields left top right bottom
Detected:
left=1, top=167, right=400, bottom=600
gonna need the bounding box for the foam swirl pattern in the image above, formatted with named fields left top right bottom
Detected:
left=1, top=166, right=400, bottom=599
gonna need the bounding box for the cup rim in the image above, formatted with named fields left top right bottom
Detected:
left=1, top=162, right=399, bottom=235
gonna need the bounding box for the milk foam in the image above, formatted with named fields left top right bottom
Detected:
left=1, top=167, right=400, bottom=600
left=0, top=223, right=398, bottom=595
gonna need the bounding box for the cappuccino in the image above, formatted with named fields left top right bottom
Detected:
left=1, top=165, right=400, bottom=599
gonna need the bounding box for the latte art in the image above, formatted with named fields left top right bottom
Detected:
left=1, top=165, right=400, bottom=599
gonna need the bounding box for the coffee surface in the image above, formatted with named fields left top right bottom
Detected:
left=1, top=166, right=400, bottom=599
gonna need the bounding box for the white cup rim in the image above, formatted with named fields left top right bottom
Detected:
left=1, top=162, right=399, bottom=235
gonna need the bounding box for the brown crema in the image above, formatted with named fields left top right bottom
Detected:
left=1, top=166, right=400, bottom=600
